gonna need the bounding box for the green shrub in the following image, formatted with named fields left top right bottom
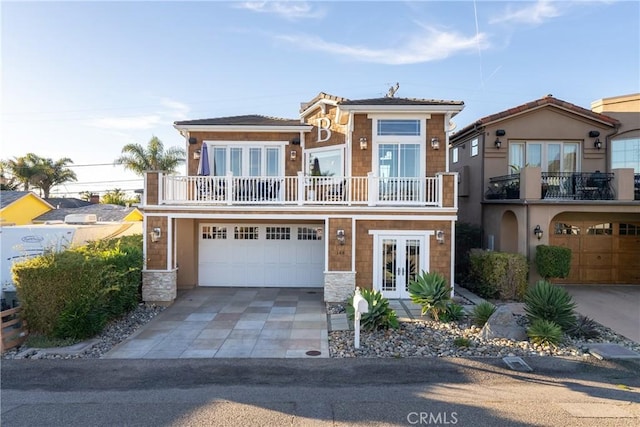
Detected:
left=440, top=302, right=465, bottom=322
left=524, top=280, right=576, bottom=331
left=467, top=249, right=528, bottom=300
left=535, top=245, right=572, bottom=279
left=13, top=234, right=143, bottom=339
left=471, top=301, right=497, bottom=327
left=567, top=315, right=601, bottom=339
left=455, top=222, right=482, bottom=285
left=453, top=337, right=472, bottom=348
left=527, top=319, right=563, bottom=347
left=346, top=288, right=399, bottom=331
left=408, top=271, right=452, bottom=321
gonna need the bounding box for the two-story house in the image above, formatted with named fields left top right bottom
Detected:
left=450, top=93, right=640, bottom=285
left=140, top=92, right=464, bottom=305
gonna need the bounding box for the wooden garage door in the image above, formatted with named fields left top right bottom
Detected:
left=198, top=224, right=324, bottom=287
left=550, top=221, right=640, bottom=284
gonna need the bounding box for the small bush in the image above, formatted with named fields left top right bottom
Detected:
left=535, top=245, right=572, bottom=279
left=467, top=249, right=528, bottom=300
left=567, top=315, right=601, bottom=339
left=471, top=301, right=497, bottom=327
left=524, top=280, right=576, bottom=331
left=453, top=337, right=472, bottom=348
left=440, top=302, right=465, bottom=322
left=527, top=319, right=563, bottom=347
left=346, top=288, right=399, bottom=331
left=408, top=271, right=452, bottom=321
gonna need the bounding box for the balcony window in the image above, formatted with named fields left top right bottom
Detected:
left=209, top=144, right=283, bottom=176
left=611, top=137, right=640, bottom=172
left=509, top=141, right=579, bottom=173
left=306, top=147, right=343, bottom=177
left=377, top=119, right=420, bottom=136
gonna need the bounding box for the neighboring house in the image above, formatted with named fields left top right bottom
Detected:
left=0, top=191, right=54, bottom=225
left=450, top=94, right=640, bottom=285
left=140, top=92, right=464, bottom=304
left=33, top=203, right=143, bottom=223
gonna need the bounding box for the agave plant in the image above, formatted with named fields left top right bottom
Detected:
left=524, top=280, right=576, bottom=331
left=567, top=314, right=601, bottom=339
left=471, top=301, right=497, bottom=327
left=408, top=271, right=452, bottom=321
left=527, top=319, right=563, bottom=347
left=346, top=288, right=399, bottom=331
left=440, top=302, right=465, bottom=323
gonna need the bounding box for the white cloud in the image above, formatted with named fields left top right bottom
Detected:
left=89, top=115, right=162, bottom=130
left=237, top=1, right=325, bottom=20
left=276, top=27, right=489, bottom=65
left=490, top=0, right=563, bottom=25
left=158, top=97, right=190, bottom=121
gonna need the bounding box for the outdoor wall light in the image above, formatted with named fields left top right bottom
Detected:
left=290, top=150, right=297, bottom=161
left=193, top=149, right=201, bottom=160
left=589, top=130, right=602, bottom=149
left=336, top=229, right=346, bottom=245
left=359, top=137, right=368, bottom=150
left=150, top=227, right=162, bottom=243
left=533, top=225, right=543, bottom=240
left=494, top=138, right=502, bottom=149
left=431, top=137, right=440, bottom=150
left=494, top=129, right=505, bottom=149
left=496, top=129, right=506, bottom=136
left=436, top=230, right=445, bottom=244
left=188, top=137, right=197, bottom=145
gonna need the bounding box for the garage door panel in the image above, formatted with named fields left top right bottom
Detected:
left=199, top=224, right=324, bottom=287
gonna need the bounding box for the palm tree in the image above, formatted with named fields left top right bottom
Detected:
left=3, top=153, right=42, bottom=191
left=114, top=136, right=185, bottom=176
left=30, top=157, right=78, bottom=198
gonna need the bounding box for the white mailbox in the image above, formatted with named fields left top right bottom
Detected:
left=352, top=287, right=369, bottom=349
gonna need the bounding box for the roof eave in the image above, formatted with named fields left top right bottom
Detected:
left=338, top=104, right=465, bottom=115
left=173, top=124, right=313, bottom=133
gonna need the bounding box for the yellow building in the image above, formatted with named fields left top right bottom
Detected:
left=0, top=191, right=53, bottom=226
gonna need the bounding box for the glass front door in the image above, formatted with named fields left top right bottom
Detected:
left=375, top=234, right=427, bottom=299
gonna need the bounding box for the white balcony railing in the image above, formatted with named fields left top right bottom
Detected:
left=159, top=172, right=442, bottom=207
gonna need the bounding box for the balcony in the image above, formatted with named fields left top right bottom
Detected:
left=485, top=169, right=637, bottom=201
left=158, top=172, right=445, bottom=207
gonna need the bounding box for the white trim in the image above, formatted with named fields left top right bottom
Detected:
left=203, top=140, right=289, bottom=147
left=144, top=212, right=458, bottom=221
left=351, top=217, right=357, bottom=273
left=450, top=220, right=456, bottom=298
left=369, top=229, right=436, bottom=237
left=142, top=215, right=148, bottom=270
left=300, top=98, right=339, bottom=118
left=367, top=113, right=432, bottom=120
left=174, top=124, right=312, bottom=132
left=343, top=105, right=463, bottom=113
left=167, top=217, right=173, bottom=271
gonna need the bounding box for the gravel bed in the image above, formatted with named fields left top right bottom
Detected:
left=328, top=316, right=640, bottom=358
left=2, top=304, right=165, bottom=360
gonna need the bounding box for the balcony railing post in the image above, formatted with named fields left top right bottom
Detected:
left=367, top=172, right=376, bottom=206
left=225, top=172, right=233, bottom=205
left=158, top=172, right=164, bottom=205
left=297, top=171, right=305, bottom=206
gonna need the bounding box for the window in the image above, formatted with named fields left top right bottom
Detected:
left=202, top=226, right=227, bottom=239
left=586, top=223, right=612, bottom=235
left=298, top=227, right=322, bottom=240
left=471, top=138, right=478, bottom=157
left=620, top=223, right=640, bottom=236
left=266, top=227, right=290, bottom=240
left=611, top=137, right=640, bottom=172
left=234, top=226, right=259, bottom=240
left=509, top=141, right=579, bottom=173
left=377, top=119, right=420, bottom=136
left=452, top=147, right=459, bottom=163
left=209, top=144, right=283, bottom=177
left=554, top=223, right=580, bottom=235
left=306, top=147, right=343, bottom=177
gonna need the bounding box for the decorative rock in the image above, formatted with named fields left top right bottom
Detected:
left=479, top=305, right=527, bottom=341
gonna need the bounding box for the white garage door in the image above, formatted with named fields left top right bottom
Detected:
left=199, top=224, right=324, bottom=287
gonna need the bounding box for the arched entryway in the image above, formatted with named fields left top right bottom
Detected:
left=500, top=210, right=519, bottom=253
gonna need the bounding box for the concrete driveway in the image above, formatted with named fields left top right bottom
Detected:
left=562, top=285, right=640, bottom=343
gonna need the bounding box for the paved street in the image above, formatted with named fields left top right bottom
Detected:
left=2, top=357, right=639, bottom=426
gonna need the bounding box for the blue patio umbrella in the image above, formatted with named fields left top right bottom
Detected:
left=197, top=142, right=210, bottom=176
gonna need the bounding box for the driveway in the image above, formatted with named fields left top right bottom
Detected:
left=104, top=287, right=329, bottom=359
left=562, top=285, right=640, bottom=343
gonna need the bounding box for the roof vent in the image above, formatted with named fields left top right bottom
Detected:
left=64, top=214, right=97, bottom=224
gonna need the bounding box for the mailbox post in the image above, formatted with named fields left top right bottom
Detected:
left=352, top=287, right=369, bottom=349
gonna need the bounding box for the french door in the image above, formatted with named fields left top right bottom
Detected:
left=373, top=234, right=428, bottom=299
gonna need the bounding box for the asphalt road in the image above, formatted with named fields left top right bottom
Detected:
left=2, top=357, right=640, bottom=426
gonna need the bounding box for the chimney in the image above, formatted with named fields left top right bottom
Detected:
left=90, top=194, right=100, bottom=204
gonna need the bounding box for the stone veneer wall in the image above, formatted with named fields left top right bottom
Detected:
left=324, top=271, right=356, bottom=302
left=142, top=269, right=177, bottom=305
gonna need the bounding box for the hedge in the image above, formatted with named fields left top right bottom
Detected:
left=467, top=249, right=529, bottom=301
left=535, top=245, right=572, bottom=279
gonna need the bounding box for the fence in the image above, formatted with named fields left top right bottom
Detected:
left=1, top=306, right=28, bottom=353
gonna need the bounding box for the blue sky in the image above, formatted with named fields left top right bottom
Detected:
left=2, top=1, right=639, bottom=197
